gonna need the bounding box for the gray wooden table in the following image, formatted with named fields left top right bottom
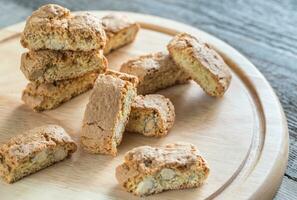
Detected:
left=0, top=0, right=296, bottom=199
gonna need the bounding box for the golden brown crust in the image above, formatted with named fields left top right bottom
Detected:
left=21, top=50, right=107, bottom=83
left=81, top=71, right=138, bottom=156
left=167, top=33, right=232, bottom=97
left=22, top=72, right=98, bottom=111
left=21, top=4, right=106, bottom=51
left=105, top=69, right=139, bottom=87
left=126, top=94, right=175, bottom=137
left=120, top=52, right=190, bottom=94
left=0, top=125, right=77, bottom=183
left=102, top=14, right=138, bottom=34
left=116, top=142, right=209, bottom=196
left=123, top=143, right=207, bottom=173
left=102, top=14, right=140, bottom=54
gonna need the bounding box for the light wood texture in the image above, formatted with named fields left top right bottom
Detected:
left=0, top=11, right=288, bottom=200
left=0, top=1, right=296, bottom=198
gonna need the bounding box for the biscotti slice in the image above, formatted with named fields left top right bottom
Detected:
left=120, top=52, right=190, bottom=94
left=22, top=72, right=98, bottom=112
left=81, top=70, right=138, bottom=156
left=21, top=4, right=106, bottom=51
left=102, top=14, right=140, bottom=54
left=0, top=125, right=77, bottom=183
left=21, top=50, right=107, bottom=83
left=167, top=33, right=232, bottom=97
left=126, top=94, right=175, bottom=137
left=116, top=142, right=209, bottom=196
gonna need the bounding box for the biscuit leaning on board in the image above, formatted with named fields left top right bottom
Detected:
left=120, top=52, right=190, bottom=94
left=21, top=50, right=107, bottom=83
left=80, top=70, right=138, bottom=156
left=116, top=142, right=209, bottom=196
left=0, top=125, right=77, bottom=183
left=22, top=72, right=98, bottom=112
left=20, top=4, right=106, bottom=51
left=126, top=94, right=175, bottom=137
left=102, top=14, right=140, bottom=54
left=167, top=33, right=232, bottom=97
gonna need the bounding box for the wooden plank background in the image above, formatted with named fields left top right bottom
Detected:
left=0, top=0, right=296, bottom=199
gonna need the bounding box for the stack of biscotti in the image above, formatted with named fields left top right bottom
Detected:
left=20, top=4, right=108, bottom=112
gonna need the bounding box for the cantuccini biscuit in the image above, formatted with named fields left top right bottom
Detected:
left=21, top=50, right=107, bottom=83
left=116, top=142, right=209, bottom=196
left=22, top=72, right=98, bottom=112
left=120, top=52, right=190, bottom=94
left=102, top=14, right=140, bottom=54
left=167, top=33, right=232, bottom=97
left=80, top=70, right=138, bottom=156
left=126, top=94, right=175, bottom=137
left=21, top=4, right=106, bottom=51
left=0, top=125, right=77, bottom=183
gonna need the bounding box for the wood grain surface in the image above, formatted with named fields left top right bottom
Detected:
left=0, top=11, right=288, bottom=199
left=0, top=1, right=295, bottom=199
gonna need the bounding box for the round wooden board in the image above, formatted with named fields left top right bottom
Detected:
left=0, top=11, right=288, bottom=200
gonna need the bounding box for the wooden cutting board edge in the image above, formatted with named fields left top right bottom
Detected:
left=0, top=11, right=288, bottom=200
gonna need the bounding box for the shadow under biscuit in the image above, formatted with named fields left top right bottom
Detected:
left=157, top=82, right=223, bottom=134
left=106, top=184, right=141, bottom=200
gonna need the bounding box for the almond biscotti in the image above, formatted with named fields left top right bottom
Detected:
left=22, top=72, right=98, bottom=111
left=21, top=50, right=107, bottom=83
left=126, top=94, right=175, bottom=137
left=0, top=125, right=77, bottom=183
left=120, top=52, right=190, bottom=94
left=102, top=14, right=140, bottom=54
left=21, top=4, right=106, bottom=51
left=116, top=142, right=209, bottom=196
left=167, top=33, right=232, bottom=97
left=80, top=70, right=138, bottom=156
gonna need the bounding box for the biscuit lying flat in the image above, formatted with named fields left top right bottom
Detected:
left=167, top=33, right=232, bottom=97
left=126, top=94, right=175, bottom=137
left=0, top=125, right=77, bottom=183
left=116, top=142, right=209, bottom=196
left=22, top=72, right=98, bottom=111
left=81, top=70, right=138, bottom=156
left=21, top=50, right=107, bottom=83
left=21, top=4, right=106, bottom=51
left=120, top=52, right=190, bottom=94
left=102, top=14, right=140, bottom=54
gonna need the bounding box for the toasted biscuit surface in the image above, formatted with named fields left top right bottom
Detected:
left=116, top=142, right=209, bottom=196
left=21, top=4, right=106, bottom=51
left=120, top=52, right=190, bottom=94
left=0, top=125, right=77, bottom=183
left=102, top=14, right=140, bottom=54
left=126, top=94, right=175, bottom=137
left=167, top=33, right=231, bottom=97
left=81, top=70, right=138, bottom=156
left=105, top=69, right=139, bottom=87
left=22, top=72, right=98, bottom=111
left=21, top=50, right=107, bottom=83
